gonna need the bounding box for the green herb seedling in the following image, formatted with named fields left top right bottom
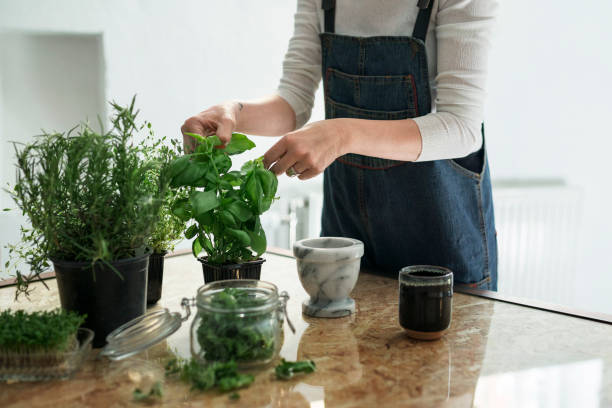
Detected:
left=0, top=309, right=85, bottom=352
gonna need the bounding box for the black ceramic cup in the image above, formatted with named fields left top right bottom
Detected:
left=399, top=265, right=453, bottom=340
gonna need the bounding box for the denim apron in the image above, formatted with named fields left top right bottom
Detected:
left=319, top=0, right=498, bottom=290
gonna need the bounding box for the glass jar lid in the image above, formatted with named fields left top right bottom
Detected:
left=99, top=308, right=183, bottom=361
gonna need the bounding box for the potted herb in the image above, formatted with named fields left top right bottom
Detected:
left=7, top=98, right=170, bottom=347
left=168, top=132, right=277, bottom=282
left=144, top=139, right=189, bottom=304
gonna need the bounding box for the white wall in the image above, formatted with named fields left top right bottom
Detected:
left=0, top=0, right=325, bottom=177
left=485, top=0, right=612, bottom=314
left=0, top=31, right=105, bottom=278
left=0, top=0, right=610, bottom=313
left=0, top=33, right=105, bottom=207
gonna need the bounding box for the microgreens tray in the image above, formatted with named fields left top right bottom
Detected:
left=0, top=328, right=93, bottom=382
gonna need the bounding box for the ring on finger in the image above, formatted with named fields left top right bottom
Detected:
left=286, top=166, right=298, bottom=177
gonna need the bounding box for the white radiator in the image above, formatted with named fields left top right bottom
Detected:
left=492, top=180, right=582, bottom=305
left=264, top=179, right=583, bottom=306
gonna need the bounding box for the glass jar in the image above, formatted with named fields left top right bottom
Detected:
left=182, top=279, right=292, bottom=368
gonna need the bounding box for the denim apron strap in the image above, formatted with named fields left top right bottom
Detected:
left=318, top=0, right=498, bottom=290
left=412, top=0, right=434, bottom=41
left=321, top=0, right=336, bottom=33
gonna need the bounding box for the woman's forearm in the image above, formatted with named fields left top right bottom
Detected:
left=263, top=117, right=423, bottom=180
left=340, top=118, right=423, bottom=162
left=235, top=95, right=296, bottom=136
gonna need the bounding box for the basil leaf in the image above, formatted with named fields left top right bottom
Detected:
left=168, top=155, right=191, bottom=179
left=184, top=132, right=206, bottom=144
left=246, top=216, right=266, bottom=255
left=253, top=169, right=277, bottom=212
left=213, top=153, right=232, bottom=174
left=171, top=198, right=191, bottom=221
left=196, top=142, right=212, bottom=154
left=226, top=228, right=251, bottom=246
left=190, top=191, right=220, bottom=217
left=226, top=201, right=252, bottom=222
left=195, top=210, right=214, bottom=228
left=185, top=224, right=198, bottom=239
left=225, top=133, right=256, bottom=155
left=207, top=135, right=222, bottom=147
left=243, top=172, right=263, bottom=212
left=218, top=180, right=233, bottom=190
left=171, top=161, right=208, bottom=187
left=256, top=169, right=277, bottom=199
left=220, top=210, right=238, bottom=228
left=222, top=171, right=242, bottom=186
left=192, top=236, right=203, bottom=257
left=199, top=235, right=213, bottom=254
left=205, top=169, right=220, bottom=184
left=217, top=373, right=254, bottom=392
left=247, top=229, right=266, bottom=256
left=275, top=359, right=316, bottom=380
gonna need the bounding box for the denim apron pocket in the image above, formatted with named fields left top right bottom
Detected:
left=325, top=68, right=419, bottom=115
left=326, top=97, right=415, bottom=121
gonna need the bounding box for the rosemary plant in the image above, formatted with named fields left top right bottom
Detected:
left=6, top=97, right=171, bottom=298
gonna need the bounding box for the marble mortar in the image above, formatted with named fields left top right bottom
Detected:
left=293, top=237, right=364, bottom=318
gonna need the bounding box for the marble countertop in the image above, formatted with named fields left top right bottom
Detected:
left=1, top=252, right=611, bottom=407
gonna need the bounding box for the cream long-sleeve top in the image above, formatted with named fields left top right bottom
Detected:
left=276, top=0, right=498, bottom=162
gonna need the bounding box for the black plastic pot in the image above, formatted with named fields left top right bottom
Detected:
left=199, top=257, right=265, bottom=283
left=52, top=253, right=149, bottom=348
left=147, top=251, right=168, bottom=305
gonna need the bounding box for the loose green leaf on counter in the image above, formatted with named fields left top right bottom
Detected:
left=275, top=359, right=317, bottom=380
left=133, top=381, right=163, bottom=402
left=165, top=357, right=254, bottom=393
left=217, top=372, right=255, bottom=392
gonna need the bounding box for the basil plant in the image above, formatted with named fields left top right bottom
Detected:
left=168, top=133, right=278, bottom=264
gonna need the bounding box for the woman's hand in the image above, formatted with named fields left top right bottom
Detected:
left=263, top=119, right=349, bottom=180
left=181, top=102, right=241, bottom=153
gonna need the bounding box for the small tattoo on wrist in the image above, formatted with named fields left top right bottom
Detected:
left=238, top=102, right=244, bottom=111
